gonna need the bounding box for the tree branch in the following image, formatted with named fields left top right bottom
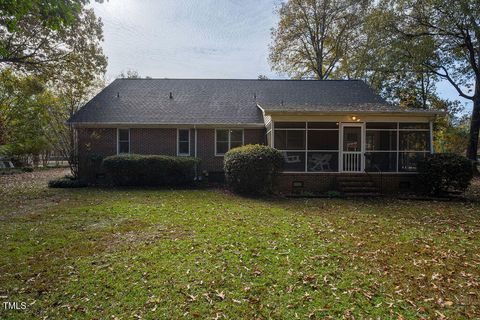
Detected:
left=426, top=64, right=474, bottom=100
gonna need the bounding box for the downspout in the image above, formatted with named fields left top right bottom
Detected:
left=429, top=120, right=434, bottom=154
left=194, top=125, right=198, bottom=180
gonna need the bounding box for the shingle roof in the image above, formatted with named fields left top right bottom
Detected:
left=68, top=79, right=433, bottom=125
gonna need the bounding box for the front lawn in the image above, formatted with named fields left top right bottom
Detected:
left=1, top=172, right=479, bottom=319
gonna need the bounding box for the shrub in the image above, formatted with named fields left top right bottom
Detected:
left=102, top=154, right=199, bottom=186
left=417, top=153, right=473, bottom=195
left=48, top=177, right=87, bottom=188
left=224, top=144, right=284, bottom=195
left=0, top=168, right=23, bottom=175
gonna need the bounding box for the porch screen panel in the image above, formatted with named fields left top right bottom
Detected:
left=399, top=123, right=430, bottom=172
left=365, top=126, right=397, bottom=172
left=273, top=121, right=339, bottom=172
left=274, top=122, right=306, bottom=171
left=307, top=152, right=339, bottom=172
left=307, top=122, right=339, bottom=172
left=365, top=122, right=430, bottom=172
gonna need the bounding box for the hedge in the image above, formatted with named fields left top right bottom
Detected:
left=224, top=144, right=284, bottom=195
left=48, top=177, right=87, bottom=188
left=417, top=153, right=473, bottom=195
left=102, top=154, right=199, bottom=186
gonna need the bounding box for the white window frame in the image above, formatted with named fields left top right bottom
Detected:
left=117, top=128, right=130, bottom=154
left=215, top=129, right=244, bottom=156
left=177, top=129, right=191, bottom=156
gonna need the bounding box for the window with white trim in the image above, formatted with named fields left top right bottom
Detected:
left=215, top=129, right=244, bottom=155
left=117, top=128, right=130, bottom=154
left=177, top=129, right=190, bottom=156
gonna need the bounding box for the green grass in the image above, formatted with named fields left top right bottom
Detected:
left=1, top=183, right=479, bottom=319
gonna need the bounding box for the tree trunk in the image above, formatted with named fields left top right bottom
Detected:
left=466, top=80, right=480, bottom=163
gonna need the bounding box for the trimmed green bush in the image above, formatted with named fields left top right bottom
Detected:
left=102, top=154, right=199, bottom=186
left=224, top=144, right=284, bottom=195
left=417, top=153, right=473, bottom=195
left=48, top=177, right=87, bottom=188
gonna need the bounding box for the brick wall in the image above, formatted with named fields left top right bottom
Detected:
left=77, top=127, right=419, bottom=193
left=76, top=127, right=266, bottom=182
left=77, top=128, right=116, bottom=182
left=196, top=128, right=266, bottom=172
left=277, top=173, right=420, bottom=195
left=130, top=128, right=177, bottom=155
left=196, top=129, right=221, bottom=172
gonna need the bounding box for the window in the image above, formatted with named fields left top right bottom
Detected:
left=215, top=129, right=244, bottom=155
left=117, top=128, right=130, bottom=154
left=177, top=129, right=190, bottom=156
left=230, top=129, right=243, bottom=149
left=273, top=121, right=339, bottom=172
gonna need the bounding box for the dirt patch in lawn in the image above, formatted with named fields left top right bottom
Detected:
left=0, top=167, right=70, bottom=216
left=103, top=222, right=194, bottom=253
left=0, top=167, right=69, bottom=190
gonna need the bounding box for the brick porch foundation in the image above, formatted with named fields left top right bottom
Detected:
left=277, top=173, right=420, bottom=195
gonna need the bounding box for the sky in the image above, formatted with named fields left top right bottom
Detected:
left=91, top=0, right=472, bottom=112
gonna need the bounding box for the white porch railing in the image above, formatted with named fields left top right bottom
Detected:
left=343, top=152, right=362, bottom=172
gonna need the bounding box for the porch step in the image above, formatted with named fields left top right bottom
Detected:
left=338, top=181, right=376, bottom=187
left=337, top=175, right=381, bottom=197
left=341, top=186, right=379, bottom=192
left=343, top=192, right=382, bottom=197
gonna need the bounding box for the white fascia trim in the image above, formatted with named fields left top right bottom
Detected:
left=263, top=110, right=444, bottom=117
left=70, top=122, right=265, bottom=129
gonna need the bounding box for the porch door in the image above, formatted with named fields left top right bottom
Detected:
left=341, top=124, right=364, bottom=172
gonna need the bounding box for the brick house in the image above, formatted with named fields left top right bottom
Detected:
left=68, top=79, right=441, bottom=194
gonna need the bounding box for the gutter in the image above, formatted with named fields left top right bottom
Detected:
left=194, top=124, right=198, bottom=180
left=262, top=110, right=445, bottom=117
left=67, top=122, right=266, bottom=128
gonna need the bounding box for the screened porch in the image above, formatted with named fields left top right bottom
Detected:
left=266, top=121, right=432, bottom=173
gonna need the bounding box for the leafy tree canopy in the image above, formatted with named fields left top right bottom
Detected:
left=0, top=1, right=107, bottom=79
left=0, top=0, right=102, bottom=32
left=270, top=0, right=480, bottom=159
